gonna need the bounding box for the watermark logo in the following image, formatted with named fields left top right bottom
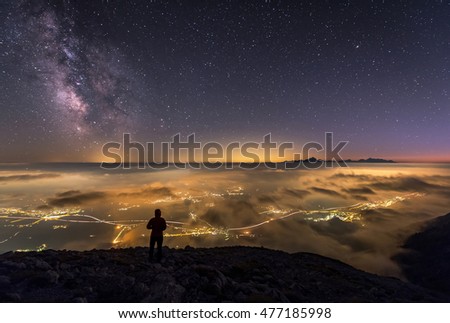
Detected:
left=101, top=132, right=348, bottom=170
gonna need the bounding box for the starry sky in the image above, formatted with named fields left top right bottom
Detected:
left=1, top=0, right=449, bottom=162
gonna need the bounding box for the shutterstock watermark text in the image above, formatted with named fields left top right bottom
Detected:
left=101, top=132, right=348, bottom=170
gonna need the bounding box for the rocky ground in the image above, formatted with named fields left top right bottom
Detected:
left=0, top=245, right=447, bottom=302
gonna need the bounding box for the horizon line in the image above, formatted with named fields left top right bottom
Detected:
left=1, top=160, right=450, bottom=165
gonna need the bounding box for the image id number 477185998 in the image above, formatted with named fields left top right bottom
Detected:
left=259, top=307, right=332, bottom=319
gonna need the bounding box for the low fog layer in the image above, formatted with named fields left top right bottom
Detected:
left=0, top=163, right=449, bottom=277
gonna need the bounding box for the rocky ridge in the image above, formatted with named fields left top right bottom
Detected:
left=0, top=246, right=447, bottom=302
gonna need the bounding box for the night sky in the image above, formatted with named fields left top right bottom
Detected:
left=1, top=0, right=449, bottom=162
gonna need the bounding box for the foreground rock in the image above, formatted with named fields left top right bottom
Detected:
left=395, top=212, right=450, bottom=296
left=0, top=246, right=446, bottom=302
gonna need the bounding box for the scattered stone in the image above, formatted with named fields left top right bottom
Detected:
left=0, top=246, right=447, bottom=302
left=45, top=270, right=59, bottom=285
left=2, top=260, right=26, bottom=269
left=0, top=275, right=11, bottom=287
left=3, top=292, right=21, bottom=302
left=73, top=297, right=87, bottom=303
left=33, top=259, right=52, bottom=270
left=143, top=273, right=185, bottom=302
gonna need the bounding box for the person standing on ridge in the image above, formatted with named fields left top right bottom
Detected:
left=146, top=208, right=167, bottom=262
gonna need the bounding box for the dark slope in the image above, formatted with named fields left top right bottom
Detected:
left=395, top=212, right=450, bottom=295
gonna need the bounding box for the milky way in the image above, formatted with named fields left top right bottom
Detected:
left=8, top=1, right=140, bottom=137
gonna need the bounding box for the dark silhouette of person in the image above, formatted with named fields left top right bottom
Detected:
left=146, top=208, right=167, bottom=262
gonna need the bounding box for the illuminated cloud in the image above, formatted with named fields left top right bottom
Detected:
left=344, top=187, right=376, bottom=195
left=369, top=177, right=445, bottom=192
left=0, top=173, right=60, bottom=182
left=47, top=191, right=107, bottom=207
left=311, top=187, right=345, bottom=198
left=118, top=186, right=174, bottom=199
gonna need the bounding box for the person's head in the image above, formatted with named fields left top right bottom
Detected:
left=155, top=209, right=162, bottom=217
